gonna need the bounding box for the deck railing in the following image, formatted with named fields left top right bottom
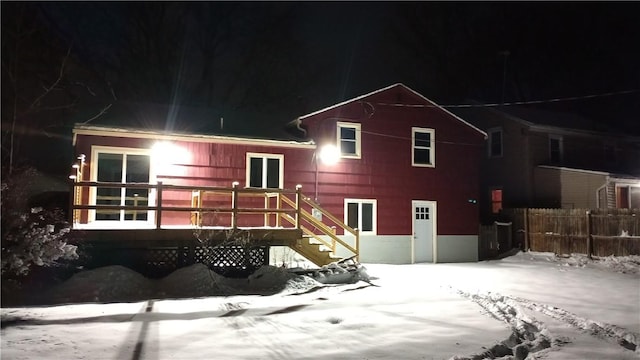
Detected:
left=69, top=181, right=359, bottom=260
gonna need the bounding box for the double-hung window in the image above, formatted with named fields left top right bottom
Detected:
left=412, top=127, right=435, bottom=167
left=337, top=122, right=361, bottom=158
left=344, top=199, right=377, bottom=234
left=246, top=153, right=283, bottom=189
left=488, top=127, right=503, bottom=158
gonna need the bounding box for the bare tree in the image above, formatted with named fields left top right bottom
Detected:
left=1, top=3, right=112, bottom=175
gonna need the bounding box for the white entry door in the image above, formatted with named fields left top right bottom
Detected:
left=412, top=200, right=436, bottom=263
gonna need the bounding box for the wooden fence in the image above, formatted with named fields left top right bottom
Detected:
left=502, top=208, right=640, bottom=257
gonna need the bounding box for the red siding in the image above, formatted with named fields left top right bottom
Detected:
left=301, top=85, right=484, bottom=235
left=74, top=85, right=484, bottom=235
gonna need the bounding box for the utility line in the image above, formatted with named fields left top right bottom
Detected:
left=374, top=89, right=639, bottom=109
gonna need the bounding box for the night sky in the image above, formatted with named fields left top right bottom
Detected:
left=2, top=2, right=639, bottom=175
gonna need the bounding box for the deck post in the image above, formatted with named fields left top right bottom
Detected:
left=276, top=193, right=282, bottom=227
left=295, top=185, right=302, bottom=230
left=156, top=181, right=163, bottom=229
left=232, top=181, right=239, bottom=229
left=355, top=228, right=360, bottom=262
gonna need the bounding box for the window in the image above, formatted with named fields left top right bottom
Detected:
left=488, top=127, right=503, bottom=158
left=337, top=122, right=361, bottom=158
left=412, top=127, right=435, bottom=167
left=491, top=188, right=503, bottom=214
left=549, top=135, right=563, bottom=164
left=344, top=199, right=377, bottom=234
left=616, top=186, right=640, bottom=209
left=246, top=153, right=283, bottom=189
left=91, top=147, right=151, bottom=222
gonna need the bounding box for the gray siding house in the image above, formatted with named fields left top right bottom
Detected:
left=451, top=105, right=640, bottom=222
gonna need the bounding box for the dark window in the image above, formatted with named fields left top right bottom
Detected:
left=549, top=136, right=563, bottom=164
left=339, top=126, right=358, bottom=156
left=413, top=128, right=434, bottom=166
left=248, top=155, right=282, bottom=189
left=346, top=200, right=376, bottom=233
left=489, top=129, right=503, bottom=157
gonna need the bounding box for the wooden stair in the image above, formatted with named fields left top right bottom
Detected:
left=290, top=237, right=338, bottom=266
left=278, top=193, right=359, bottom=267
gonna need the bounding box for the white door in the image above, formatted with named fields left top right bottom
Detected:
left=412, top=200, right=435, bottom=263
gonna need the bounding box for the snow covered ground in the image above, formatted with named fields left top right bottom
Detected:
left=1, top=252, right=639, bottom=360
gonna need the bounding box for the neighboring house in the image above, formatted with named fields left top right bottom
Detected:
left=450, top=104, right=640, bottom=222
left=70, top=83, right=486, bottom=266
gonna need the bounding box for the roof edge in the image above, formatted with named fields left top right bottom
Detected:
left=299, top=83, right=487, bottom=138
left=72, top=124, right=316, bottom=148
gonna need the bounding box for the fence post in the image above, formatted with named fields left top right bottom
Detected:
left=524, top=208, right=529, bottom=251
left=586, top=210, right=593, bottom=259
left=232, top=181, right=239, bottom=229
left=156, top=181, right=163, bottom=229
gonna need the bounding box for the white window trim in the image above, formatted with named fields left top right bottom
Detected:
left=411, top=127, right=435, bottom=168
left=487, top=127, right=503, bottom=158
left=337, top=121, right=362, bottom=159
left=548, top=134, right=564, bottom=163
left=344, top=198, right=377, bottom=235
left=89, top=145, right=156, bottom=224
left=245, top=152, right=284, bottom=189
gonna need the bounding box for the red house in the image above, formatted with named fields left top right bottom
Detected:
left=70, top=83, right=486, bottom=270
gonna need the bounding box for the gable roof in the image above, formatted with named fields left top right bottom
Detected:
left=72, top=101, right=300, bottom=141
left=297, top=83, right=486, bottom=137
left=450, top=103, right=636, bottom=138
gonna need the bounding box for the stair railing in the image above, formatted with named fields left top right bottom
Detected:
left=279, top=190, right=359, bottom=261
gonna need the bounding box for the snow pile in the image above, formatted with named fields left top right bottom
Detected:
left=45, top=264, right=324, bottom=305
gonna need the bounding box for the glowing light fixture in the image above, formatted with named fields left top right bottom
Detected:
left=318, top=144, right=340, bottom=165
left=151, top=142, right=190, bottom=174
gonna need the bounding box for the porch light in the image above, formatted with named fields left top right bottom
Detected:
left=151, top=141, right=190, bottom=174
left=318, top=144, right=340, bottom=165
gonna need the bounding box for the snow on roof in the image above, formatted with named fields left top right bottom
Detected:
left=73, top=124, right=316, bottom=148
left=298, top=83, right=487, bottom=137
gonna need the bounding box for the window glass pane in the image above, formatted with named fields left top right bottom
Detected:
left=249, top=157, right=263, bottom=187
left=630, top=187, right=640, bottom=208
left=97, top=153, right=123, bottom=182
left=414, top=148, right=431, bottom=164
left=341, top=140, right=357, bottom=155
left=340, top=127, right=356, bottom=140
left=347, top=203, right=358, bottom=229
left=415, top=132, right=431, bottom=147
left=96, top=153, right=122, bottom=220
left=126, top=155, right=150, bottom=183
left=266, top=158, right=280, bottom=189
left=362, top=203, right=373, bottom=231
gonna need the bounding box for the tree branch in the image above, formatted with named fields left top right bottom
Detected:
left=81, top=103, right=112, bottom=124
left=27, top=46, right=72, bottom=111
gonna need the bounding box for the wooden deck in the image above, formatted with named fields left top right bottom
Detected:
left=69, top=182, right=359, bottom=271
left=70, top=227, right=303, bottom=247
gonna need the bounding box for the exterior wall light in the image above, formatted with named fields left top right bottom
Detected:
left=151, top=141, right=190, bottom=175
left=318, top=144, right=340, bottom=165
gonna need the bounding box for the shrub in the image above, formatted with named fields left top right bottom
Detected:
left=1, top=168, right=78, bottom=276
